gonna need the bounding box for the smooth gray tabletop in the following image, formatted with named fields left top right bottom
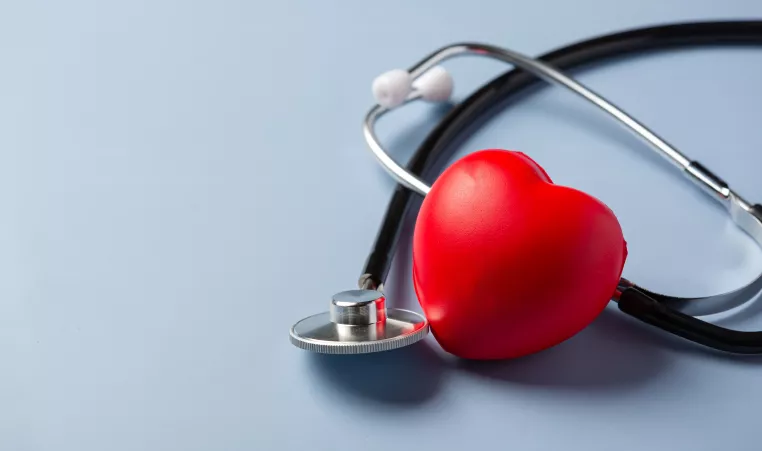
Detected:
left=2, top=1, right=762, bottom=450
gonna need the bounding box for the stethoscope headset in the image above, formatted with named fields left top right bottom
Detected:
left=290, top=20, right=762, bottom=358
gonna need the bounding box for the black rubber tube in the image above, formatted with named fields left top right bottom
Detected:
left=618, top=287, right=762, bottom=354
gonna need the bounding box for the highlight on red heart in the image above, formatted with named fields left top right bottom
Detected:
left=412, top=149, right=628, bottom=360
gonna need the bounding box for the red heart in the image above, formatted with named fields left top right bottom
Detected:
left=412, top=149, right=628, bottom=359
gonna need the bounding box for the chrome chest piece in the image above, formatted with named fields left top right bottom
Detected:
left=289, top=290, right=429, bottom=354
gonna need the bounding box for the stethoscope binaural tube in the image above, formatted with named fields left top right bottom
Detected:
left=361, top=21, right=762, bottom=354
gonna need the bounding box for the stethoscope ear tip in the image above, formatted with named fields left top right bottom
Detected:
left=372, top=66, right=454, bottom=109
left=289, top=289, right=429, bottom=354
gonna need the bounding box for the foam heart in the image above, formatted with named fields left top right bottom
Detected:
left=412, top=149, right=628, bottom=359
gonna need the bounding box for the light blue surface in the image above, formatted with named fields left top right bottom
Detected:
left=2, top=1, right=762, bottom=450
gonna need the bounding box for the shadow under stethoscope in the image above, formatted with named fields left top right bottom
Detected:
left=308, top=301, right=762, bottom=408
left=309, top=339, right=445, bottom=407
left=306, top=307, right=666, bottom=408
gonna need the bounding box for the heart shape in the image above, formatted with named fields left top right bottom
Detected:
left=412, top=150, right=628, bottom=359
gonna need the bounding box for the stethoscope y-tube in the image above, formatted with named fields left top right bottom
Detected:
left=360, top=21, right=762, bottom=354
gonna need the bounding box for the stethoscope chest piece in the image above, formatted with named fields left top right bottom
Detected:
left=289, top=289, right=429, bottom=354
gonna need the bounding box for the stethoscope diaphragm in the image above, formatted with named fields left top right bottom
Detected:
left=289, top=289, right=429, bottom=354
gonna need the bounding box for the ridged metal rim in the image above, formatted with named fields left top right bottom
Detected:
left=289, top=309, right=429, bottom=354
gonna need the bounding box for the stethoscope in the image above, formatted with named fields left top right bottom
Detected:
left=290, top=21, right=762, bottom=357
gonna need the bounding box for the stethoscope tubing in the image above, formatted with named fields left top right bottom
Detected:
left=360, top=20, right=762, bottom=353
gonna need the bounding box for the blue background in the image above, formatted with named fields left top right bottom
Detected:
left=2, top=1, right=762, bottom=450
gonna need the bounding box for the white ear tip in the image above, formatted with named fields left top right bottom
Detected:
left=412, top=66, right=453, bottom=102
left=372, top=69, right=412, bottom=109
